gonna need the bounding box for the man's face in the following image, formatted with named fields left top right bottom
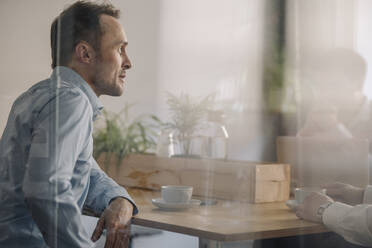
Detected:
left=91, top=15, right=131, bottom=96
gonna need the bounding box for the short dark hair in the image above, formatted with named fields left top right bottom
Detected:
left=50, top=1, right=120, bottom=68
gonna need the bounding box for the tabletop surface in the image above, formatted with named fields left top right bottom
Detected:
left=128, top=188, right=328, bottom=242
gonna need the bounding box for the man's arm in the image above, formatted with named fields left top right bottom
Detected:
left=23, top=90, right=94, bottom=247
left=322, top=185, right=372, bottom=246
left=296, top=185, right=372, bottom=246
left=84, top=159, right=138, bottom=246
left=83, top=158, right=138, bottom=215
left=322, top=201, right=372, bottom=246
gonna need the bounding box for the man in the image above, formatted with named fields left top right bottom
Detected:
left=0, top=1, right=137, bottom=247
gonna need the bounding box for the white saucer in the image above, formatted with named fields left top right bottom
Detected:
left=152, top=198, right=201, bottom=210
left=286, top=200, right=299, bottom=211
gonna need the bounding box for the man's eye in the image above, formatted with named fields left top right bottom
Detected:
left=118, top=47, right=123, bottom=54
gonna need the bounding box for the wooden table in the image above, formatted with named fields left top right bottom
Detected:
left=128, top=188, right=329, bottom=247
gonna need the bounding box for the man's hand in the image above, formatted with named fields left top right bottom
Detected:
left=296, top=192, right=334, bottom=223
left=323, top=182, right=364, bottom=205
left=91, top=198, right=133, bottom=248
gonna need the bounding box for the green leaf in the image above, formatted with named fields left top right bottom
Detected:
left=93, top=105, right=161, bottom=169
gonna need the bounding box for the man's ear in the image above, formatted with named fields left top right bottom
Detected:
left=74, top=41, right=95, bottom=64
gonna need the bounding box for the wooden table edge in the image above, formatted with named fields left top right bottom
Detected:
left=132, top=216, right=330, bottom=242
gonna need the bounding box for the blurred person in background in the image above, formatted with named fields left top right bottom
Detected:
left=0, top=1, right=137, bottom=247
left=297, top=48, right=371, bottom=141
left=256, top=49, right=372, bottom=247
left=296, top=49, right=372, bottom=246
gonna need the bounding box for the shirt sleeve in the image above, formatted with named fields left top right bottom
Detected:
left=22, top=89, right=94, bottom=247
left=83, top=158, right=138, bottom=215
left=323, top=201, right=372, bottom=246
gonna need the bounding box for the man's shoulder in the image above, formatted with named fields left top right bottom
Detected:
left=23, top=77, right=92, bottom=117
left=29, top=77, right=84, bottom=95
left=26, top=77, right=88, bottom=101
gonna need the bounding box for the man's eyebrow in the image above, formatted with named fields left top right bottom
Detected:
left=114, top=40, right=128, bottom=46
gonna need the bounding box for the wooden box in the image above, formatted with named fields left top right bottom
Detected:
left=98, top=154, right=290, bottom=203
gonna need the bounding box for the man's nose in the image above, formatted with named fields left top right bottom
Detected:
left=122, top=54, right=132, bottom=70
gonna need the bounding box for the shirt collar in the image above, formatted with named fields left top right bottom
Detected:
left=51, top=66, right=104, bottom=120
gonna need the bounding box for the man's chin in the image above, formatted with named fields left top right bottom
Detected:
left=110, top=88, right=124, bottom=97
left=112, top=84, right=125, bottom=96
left=100, top=85, right=124, bottom=97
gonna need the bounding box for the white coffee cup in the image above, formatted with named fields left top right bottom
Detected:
left=161, top=185, right=193, bottom=203
left=294, top=187, right=326, bottom=204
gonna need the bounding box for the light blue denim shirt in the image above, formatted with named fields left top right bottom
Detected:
left=0, top=66, right=138, bottom=247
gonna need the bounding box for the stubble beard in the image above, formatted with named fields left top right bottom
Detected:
left=91, top=63, right=123, bottom=97
left=93, top=75, right=123, bottom=97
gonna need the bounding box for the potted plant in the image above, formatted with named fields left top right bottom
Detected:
left=164, top=92, right=215, bottom=158
left=93, top=103, right=160, bottom=172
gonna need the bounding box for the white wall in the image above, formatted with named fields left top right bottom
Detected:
left=356, top=0, right=372, bottom=99
left=0, top=0, right=67, bottom=132
left=154, top=0, right=266, bottom=160
left=284, top=0, right=365, bottom=128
